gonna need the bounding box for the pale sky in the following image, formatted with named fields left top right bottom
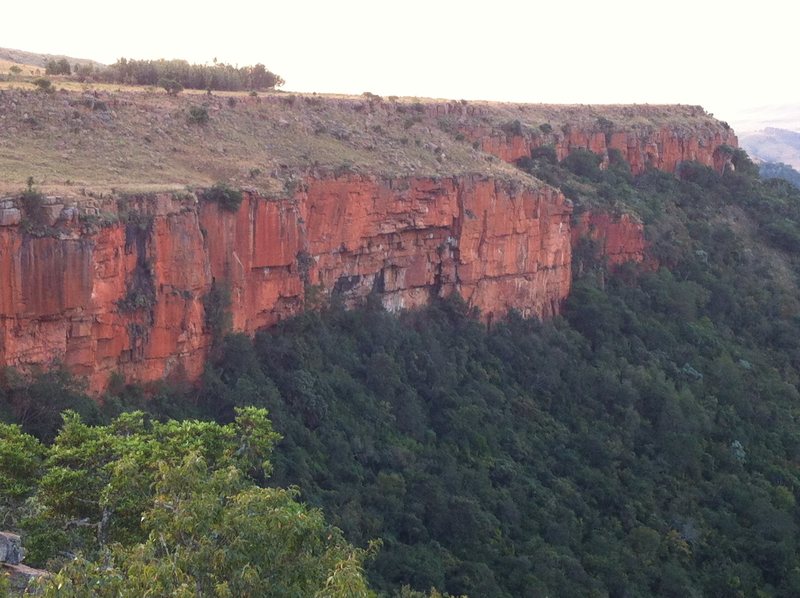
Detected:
left=3, top=0, right=798, bottom=125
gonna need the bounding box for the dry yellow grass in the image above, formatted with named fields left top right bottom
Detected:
left=0, top=88, right=527, bottom=198
left=0, top=86, right=728, bottom=201
left=0, top=58, right=42, bottom=76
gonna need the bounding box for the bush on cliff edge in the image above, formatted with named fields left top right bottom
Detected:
left=203, top=182, right=243, bottom=212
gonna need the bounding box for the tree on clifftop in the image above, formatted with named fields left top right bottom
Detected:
left=247, top=63, right=284, bottom=90
left=103, top=58, right=284, bottom=92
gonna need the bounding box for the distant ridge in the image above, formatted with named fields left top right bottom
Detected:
left=727, top=103, right=800, bottom=134
left=740, top=127, right=800, bottom=170
left=0, top=47, right=105, bottom=70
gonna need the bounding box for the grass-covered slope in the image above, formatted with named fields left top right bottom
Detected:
left=0, top=85, right=725, bottom=199
left=0, top=88, right=527, bottom=198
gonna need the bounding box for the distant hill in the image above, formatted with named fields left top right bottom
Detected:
left=740, top=127, right=800, bottom=170
left=760, top=161, right=800, bottom=189
left=0, top=47, right=105, bottom=71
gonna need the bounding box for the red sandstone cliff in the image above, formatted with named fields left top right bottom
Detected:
left=571, top=211, right=649, bottom=269
left=0, top=175, right=571, bottom=392
left=0, top=95, right=737, bottom=392
left=416, top=101, right=738, bottom=176
left=461, top=121, right=737, bottom=175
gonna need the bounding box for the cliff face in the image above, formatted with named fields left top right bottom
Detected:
left=300, top=176, right=570, bottom=318
left=571, top=211, right=649, bottom=268
left=463, top=124, right=737, bottom=175
left=415, top=101, right=737, bottom=176
left=0, top=94, right=738, bottom=391
left=0, top=196, right=214, bottom=392
left=0, top=175, right=571, bottom=392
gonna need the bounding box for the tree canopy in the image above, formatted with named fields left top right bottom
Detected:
left=100, top=58, right=284, bottom=92
left=1, top=408, right=375, bottom=597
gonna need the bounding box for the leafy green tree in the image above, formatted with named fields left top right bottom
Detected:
left=158, top=77, right=183, bottom=95
left=561, top=148, right=603, bottom=180
left=32, top=78, right=52, bottom=93
left=11, top=407, right=376, bottom=596
left=0, top=423, right=45, bottom=526
left=0, top=367, right=99, bottom=442
left=31, top=454, right=375, bottom=597
left=44, top=59, right=70, bottom=75
left=23, top=407, right=281, bottom=562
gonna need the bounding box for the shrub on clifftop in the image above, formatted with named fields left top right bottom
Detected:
left=204, top=182, right=243, bottom=212
left=19, top=177, right=50, bottom=231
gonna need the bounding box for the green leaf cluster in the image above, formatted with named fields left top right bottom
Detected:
left=0, top=408, right=375, bottom=597
left=204, top=182, right=243, bottom=212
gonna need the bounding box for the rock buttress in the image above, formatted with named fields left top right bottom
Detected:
left=299, top=174, right=572, bottom=319
left=0, top=194, right=212, bottom=393
left=571, top=211, right=649, bottom=268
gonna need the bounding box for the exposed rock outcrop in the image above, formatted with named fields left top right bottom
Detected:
left=0, top=532, right=23, bottom=565
left=1, top=531, right=49, bottom=588
left=571, top=211, right=649, bottom=268
left=0, top=174, right=571, bottom=392
left=411, top=102, right=737, bottom=175
left=0, top=97, right=737, bottom=392
left=462, top=122, right=737, bottom=175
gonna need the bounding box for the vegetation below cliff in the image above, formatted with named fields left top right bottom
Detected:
left=740, top=127, right=800, bottom=171
left=3, top=153, right=800, bottom=596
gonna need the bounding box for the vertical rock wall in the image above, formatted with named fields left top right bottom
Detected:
left=0, top=174, right=571, bottom=391
left=462, top=125, right=737, bottom=175
left=0, top=109, right=737, bottom=391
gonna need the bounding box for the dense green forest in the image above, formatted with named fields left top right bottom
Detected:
left=4, top=147, right=800, bottom=596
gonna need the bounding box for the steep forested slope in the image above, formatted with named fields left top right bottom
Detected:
left=5, top=150, right=800, bottom=597
left=198, top=153, right=800, bottom=596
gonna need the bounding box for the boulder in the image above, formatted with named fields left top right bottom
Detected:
left=0, top=532, right=23, bottom=565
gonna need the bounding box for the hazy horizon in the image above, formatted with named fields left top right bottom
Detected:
left=4, top=0, right=798, bottom=129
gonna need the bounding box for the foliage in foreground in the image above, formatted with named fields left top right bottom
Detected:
left=0, top=408, right=374, bottom=597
